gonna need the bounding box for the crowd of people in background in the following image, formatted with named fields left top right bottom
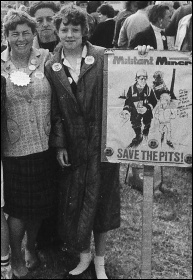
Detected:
left=1, top=1, right=192, bottom=279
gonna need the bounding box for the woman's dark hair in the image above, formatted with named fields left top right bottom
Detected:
left=3, top=9, right=37, bottom=37
left=29, top=1, right=60, bottom=17
left=97, top=4, right=115, bottom=18
left=173, top=1, right=181, bottom=10
left=54, top=5, right=89, bottom=42
left=125, top=1, right=137, bottom=11
left=148, top=5, right=169, bottom=24
left=136, top=1, right=149, bottom=9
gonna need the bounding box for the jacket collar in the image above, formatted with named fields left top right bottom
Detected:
left=1, top=47, right=43, bottom=76
left=52, top=42, right=99, bottom=74
left=1, top=47, right=41, bottom=62
left=50, top=42, right=101, bottom=102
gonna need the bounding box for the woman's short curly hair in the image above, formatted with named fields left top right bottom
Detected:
left=29, top=1, right=60, bottom=17
left=54, top=5, right=89, bottom=41
left=3, top=9, right=37, bottom=37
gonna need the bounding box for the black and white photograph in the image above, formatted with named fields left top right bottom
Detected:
left=1, top=1, right=192, bottom=279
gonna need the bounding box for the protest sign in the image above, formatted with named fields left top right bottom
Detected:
left=102, top=50, right=192, bottom=167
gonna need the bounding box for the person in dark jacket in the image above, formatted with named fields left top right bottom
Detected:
left=76, top=1, right=98, bottom=38
left=29, top=1, right=60, bottom=52
left=89, top=3, right=115, bottom=48
left=29, top=1, right=63, bottom=251
left=45, top=5, right=120, bottom=279
left=121, top=69, right=157, bottom=148
left=87, top=1, right=102, bottom=14
left=113, top=1, right=138, bottom=48
left=130, top=5, right=172, bottom=50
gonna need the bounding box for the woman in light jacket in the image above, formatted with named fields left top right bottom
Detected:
left=1, top=10, right=57, bottom=278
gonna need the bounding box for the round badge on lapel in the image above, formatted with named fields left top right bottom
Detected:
left=52, top=63, right=62, bottom=72
left=29, top=65, right=36, bottom=71
left=35, top=72, right=44, bottom=79
left=31, top=59, right=38, bottom=65
left=161, top=35, right=166, bottom=41
left=68, top=77, right=73, bottom=84
left=85, top=56, right=95, bottom=65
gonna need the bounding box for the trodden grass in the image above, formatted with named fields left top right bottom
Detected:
left=27, top=165, right=192, bottom=279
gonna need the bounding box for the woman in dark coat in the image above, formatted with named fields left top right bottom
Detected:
left=45, top=5, right=120, bottom=279
left=89, top=3, right=115, bottom=48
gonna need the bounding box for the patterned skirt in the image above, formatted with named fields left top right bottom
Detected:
left=3, top=150, right=58, bottom=221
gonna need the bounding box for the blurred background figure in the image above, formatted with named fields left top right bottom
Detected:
left=113, top=1, right=138, bottom=48
left=155, top=1, right=174, bottom=15
left=87, top=1, right=103, bottom=14
left=29, top=1, right=62, bottom=251
left=1, top=21, right=7, bottom=52
left=87, top=1, right=105, bottom=25
left=175, top=13, right=192, bottom=51
left=166, top=0, right=192, bottom=37
left=76, top=1, right=98, bottom=38
left=118, top=1, right=151, bottom=48
left=59, top=1, right=75, bottom=6
left=89, top=3, right=115, bottom=48
left=29, top=1, right=60, bottom=52
left=130, top=5, right=172, bottom=50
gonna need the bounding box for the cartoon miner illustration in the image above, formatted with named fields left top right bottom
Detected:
left=154, top=92, right=176, bottom=149
left=122, top=69, right=157, bottom=148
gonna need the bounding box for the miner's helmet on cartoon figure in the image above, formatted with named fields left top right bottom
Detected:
left=136, top=69, right=148, bottom=88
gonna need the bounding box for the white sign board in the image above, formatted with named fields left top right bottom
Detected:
left=102, top=50, right=192, bottom=167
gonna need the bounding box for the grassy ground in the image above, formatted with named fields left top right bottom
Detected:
left=27, top=165, right=192, bottom=279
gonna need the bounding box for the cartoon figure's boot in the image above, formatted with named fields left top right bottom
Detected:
left=143, top=124, right=151, bottom=138
left=128, top=127, right=143, bottom=148
left=161, top=132, right=165, bottom=145
left=167, top=140, right=174, bottom=149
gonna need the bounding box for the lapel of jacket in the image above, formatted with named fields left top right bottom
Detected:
left=27, top=48, right=43, bottom=76
left=78, top=42, right=98, bottom=81
left=149, top=26, right=157, bottom=50
left=1, top=47, right=43, bottom=77
left=51, top=45, right=77, bottom=104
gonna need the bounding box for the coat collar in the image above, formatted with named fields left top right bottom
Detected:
left=52, top=42, right=99, bottom=74
left=1, top=47, right=43, bottom=76
left=50, top=42, right=101, bottom=102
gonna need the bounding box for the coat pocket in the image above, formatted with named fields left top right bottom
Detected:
left=7, top=119, right=21, bottom=144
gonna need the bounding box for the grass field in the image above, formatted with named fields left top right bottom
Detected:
left=27, top=165, right=192, bottom=279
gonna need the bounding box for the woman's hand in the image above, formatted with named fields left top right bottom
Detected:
left=56, top=148, right=71, bottom=168
left=135, top=45, right=154, bottom=55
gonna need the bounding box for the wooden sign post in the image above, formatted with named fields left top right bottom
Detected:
left=141, top=165, right=154, bottom=279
